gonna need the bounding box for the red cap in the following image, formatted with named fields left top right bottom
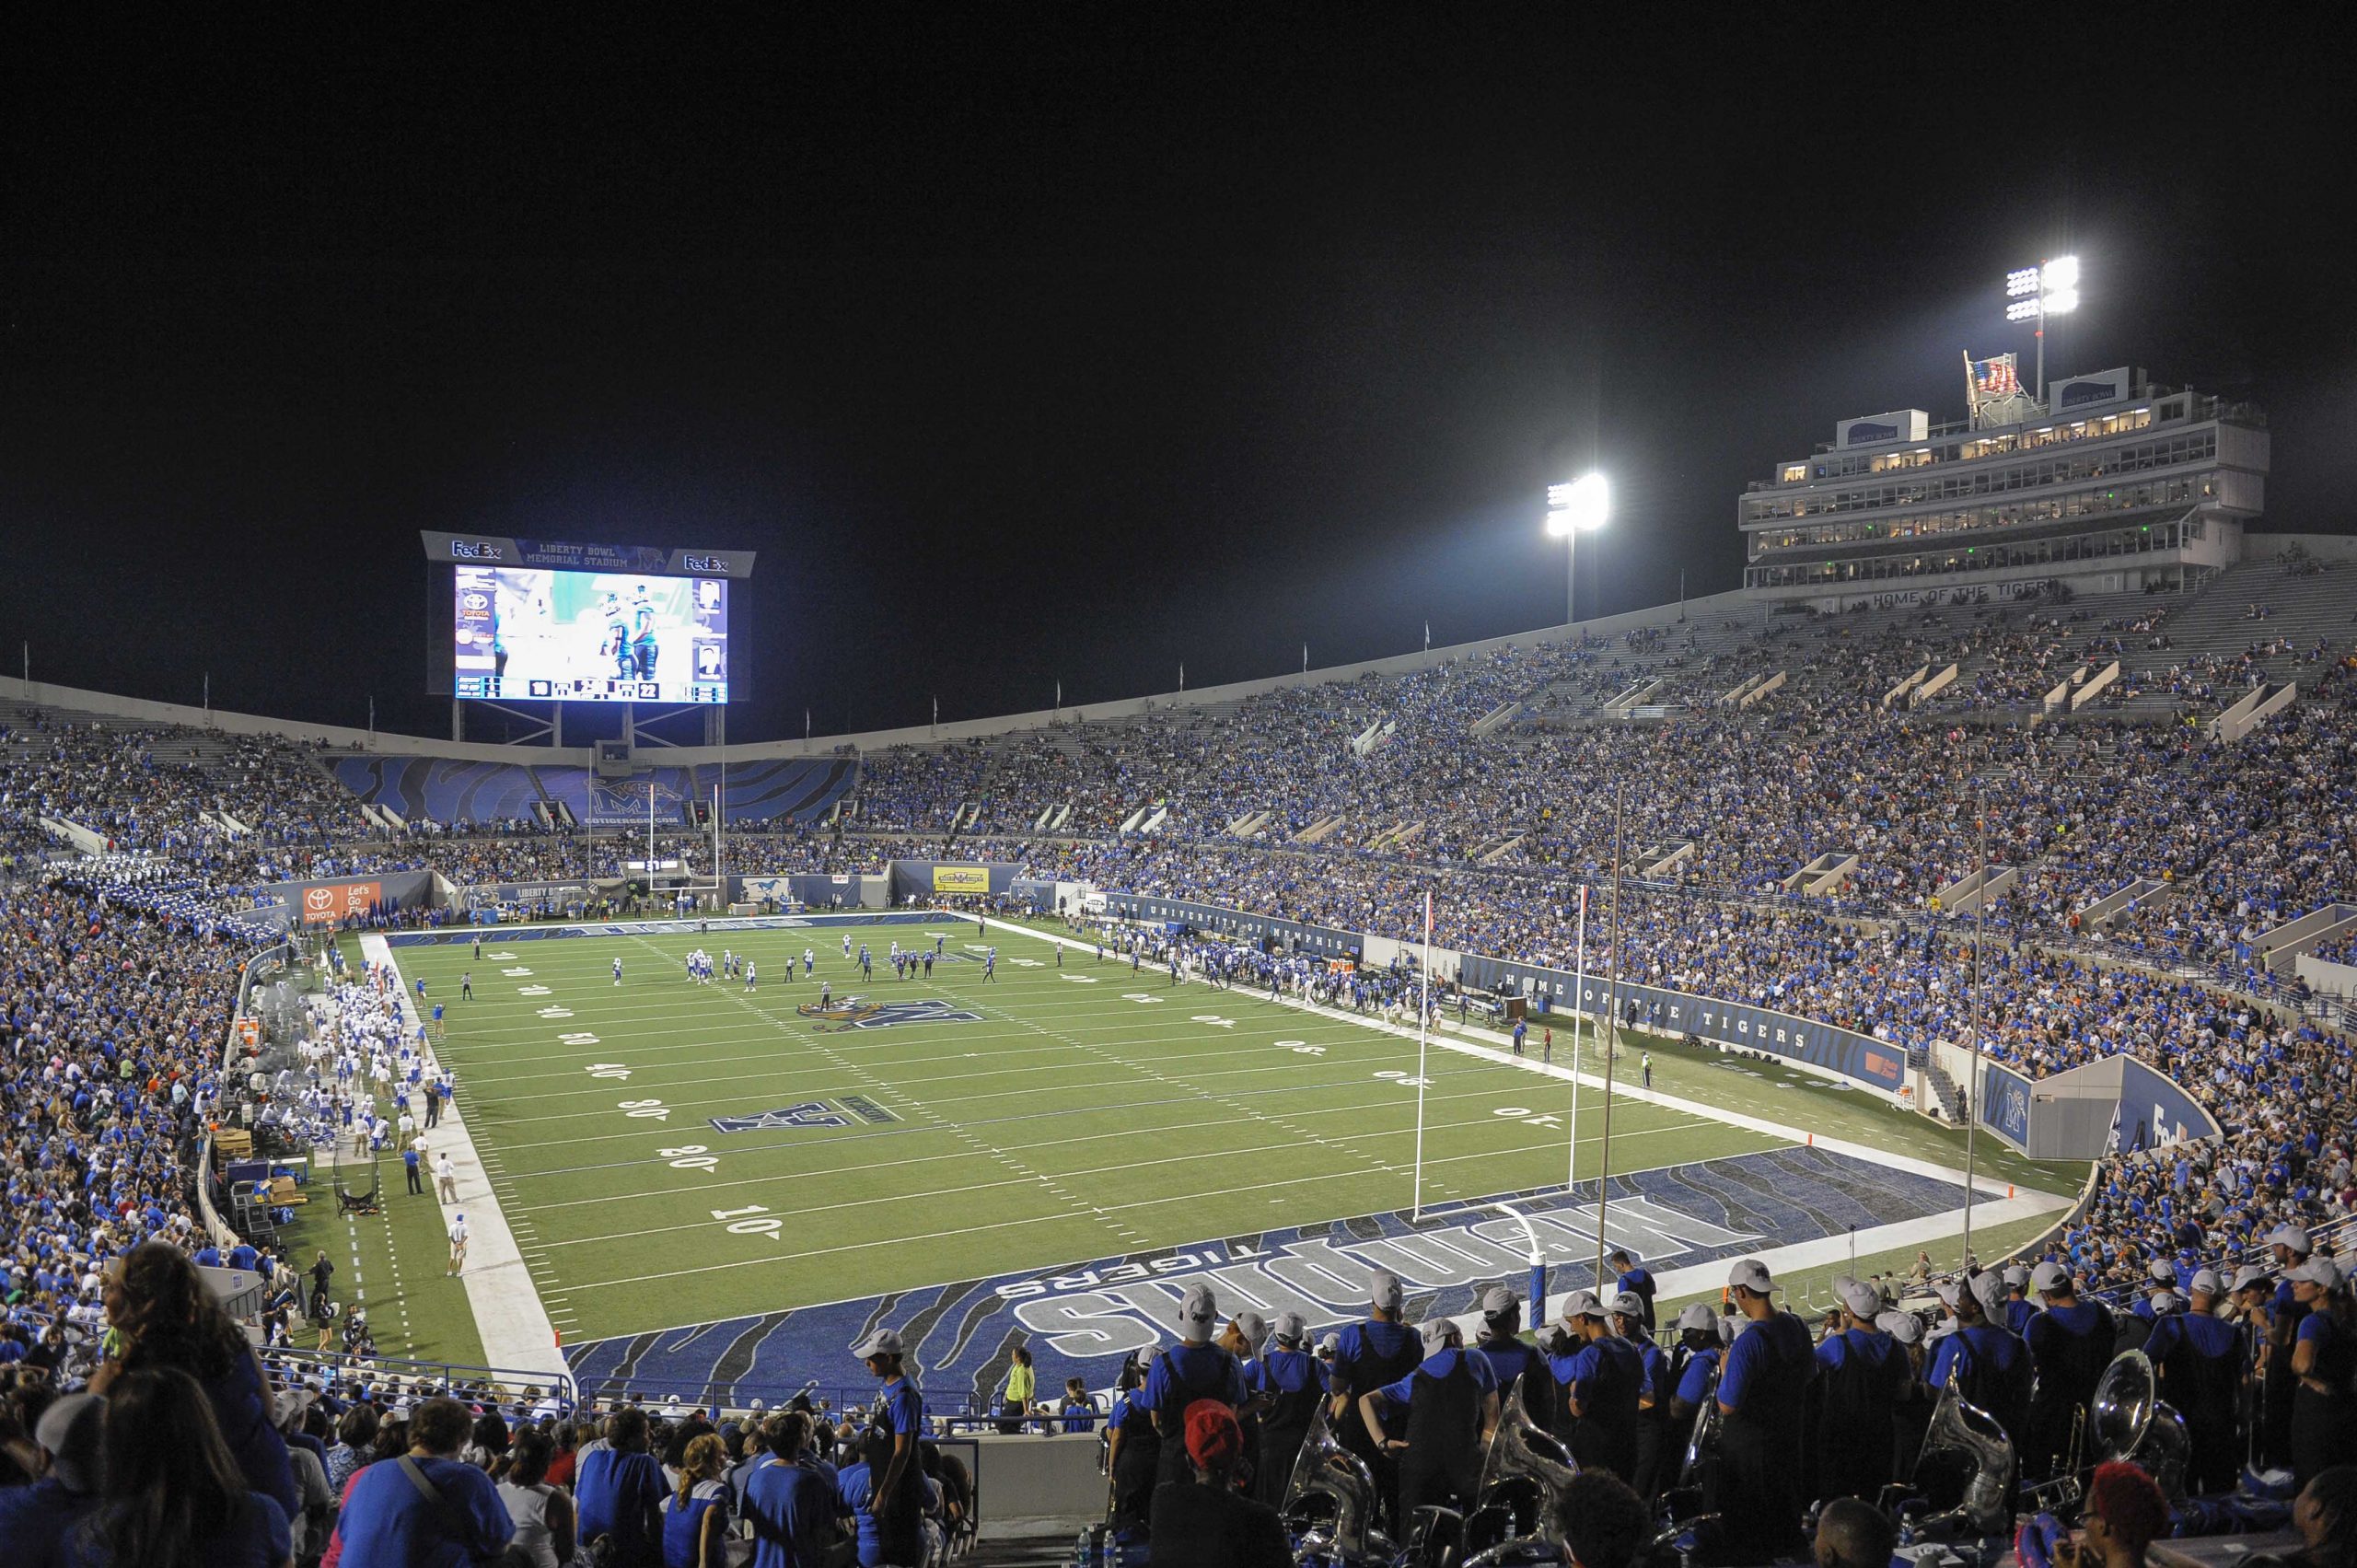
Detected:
left=1183, top=1399, right=1242, bottom=1470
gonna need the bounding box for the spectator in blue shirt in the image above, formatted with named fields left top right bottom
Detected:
left=1714, top=1259, right=1816, bottom=1561
left=575, top=1406, right=667, bottom=1568
left=327, top=1394, right=513, bottom=1568
left=1331, top=1268, right=1422, bottom=1478
left=851, top=1327, right=929, bottom=1565
left=1358, top=1317, right=1499, bottom=1514
left=2023, top=1261, right=2115, bottom=1482
left=745, top=1411, right=844, bottom=1568
left=657, top=1432, right=733, bottom=1568
left=1142, top=1283, right=1248, bottom=1491
left=0, top=1391, right=101, bottom=1568
left=72, top=1366, right=294, bottom=1568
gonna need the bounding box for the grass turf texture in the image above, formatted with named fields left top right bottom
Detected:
left=377, top=918, right=2083, bottom=1349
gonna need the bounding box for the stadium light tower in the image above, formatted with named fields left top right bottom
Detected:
left=2003, top=254, right=2079, bottom=405
left=1544, top=472, right=1609, bottom=629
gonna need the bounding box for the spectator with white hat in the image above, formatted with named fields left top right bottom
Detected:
left=0, top=1389, right=101, bottom=1561
left=1329, top=1268, right=1421, bottom=1524
left=1141, top=1283, right=1247, bottom=1494
left=840, top=1326, right=927, bottom=1563
left=1607, top=1289, right=1673, bottom=1501
left=1713, top=1259, right=1814, bottom=1561
left=1356, top=1316, right=1497, bottom=1516
left=2288, top=1257, right=2356, bottom=1489
left=1929, top=1270, right=2034, bottom=1466
left=1664, top=1304, right=1725, bottom=1434
left=2145, top=1265, right=2246, bottom=1493
left=1472, top=1283, right=1555, bottom=1437
left=2024, top=1260, right=2115, bottom=1484
left=1811, top=1278, right=1904, bottom=1505
left=2000, top=1264, right=2038, bottom=1336
left=1248, top=1311, right=1326, bottom=1509
left=1550, top=1288, right=1643, bottom=1485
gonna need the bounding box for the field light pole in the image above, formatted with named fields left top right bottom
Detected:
left=1960, top=774, right=1990, bottom=1268
left=1411, top=889, right=1434, bottom=1221
left=1592, top=772, right=1626, bottom=1283
left=1566, top=883, right=1587, bottom=1191
left=1546, top=473, right=1609, bottom=629
left=2004, top=255, right=2079, bottom=405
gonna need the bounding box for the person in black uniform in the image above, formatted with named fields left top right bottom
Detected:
left=1329, top=1269, right=1422, bottom=1529
left=1550, top=1290, right=1643, bottom=1483
left=2267, top=1225, right=2319, bottom=1469
left=1248, top=1312, right=1326, bottom=1509
left=1929, top=1272, right=2035, bottom=1473
left=2023, top=1260, right=2117, bottom=1486
left=1712, top=1259, right=1817, bottom=1562
left=1144, top=1283, right=1248, bottom=1493
left=1357, top=1318, right=1500, bottom=1516
left=2145, top=1269, right=2247, bottom=1495
left=1106, top=1356, right=1158, bottom=1535
left=1810, top=1280, right=1907, bottom=1504
left=2287, top=1257, right=2357, bottom=1490
left=1880, top=1309, right=1936, bottom=1482
left=2229, top=1264, right=2276, bottom=1470
left=1609, top=1291, right=1673, bottom=1502
left=1472, top=1284, right=1555, bottom=1434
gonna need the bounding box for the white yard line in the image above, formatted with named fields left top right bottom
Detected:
left=359, top=934, right=567, bottom=1379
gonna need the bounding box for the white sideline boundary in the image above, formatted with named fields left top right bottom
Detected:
left=969, top=911, right=2073, bottom=1325
left=359, top=934, right=565, bottom=1379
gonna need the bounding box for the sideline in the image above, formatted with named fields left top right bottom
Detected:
left=360, top=934, right=566, bottom=1378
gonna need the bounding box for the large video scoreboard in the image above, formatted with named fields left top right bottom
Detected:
left=424, top=532, right=754, bottom=704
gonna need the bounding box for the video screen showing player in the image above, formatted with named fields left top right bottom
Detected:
left=453, top=567, right=727, bottom=703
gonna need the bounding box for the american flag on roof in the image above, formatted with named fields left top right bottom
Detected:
left=1972, top=354, right=2020, bottom=396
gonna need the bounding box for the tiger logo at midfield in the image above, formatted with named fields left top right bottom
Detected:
left=795, top=996, right=981, bottom=1031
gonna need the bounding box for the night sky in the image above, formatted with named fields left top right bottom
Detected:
left=3, top=19, right=2347, bottom=743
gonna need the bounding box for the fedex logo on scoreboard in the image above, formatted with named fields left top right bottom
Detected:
left=682, top=554, right=730, bottom=574
left=447, top=540, right=505, bottom=561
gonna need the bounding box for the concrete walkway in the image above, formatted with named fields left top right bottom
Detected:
left=362, top=935, right=565, bottom=1379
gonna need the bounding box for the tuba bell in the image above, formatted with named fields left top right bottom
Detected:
left=1910, top=1375, right=2017, bottom=1538
left=1280, top=1397, right=1395, bottom=1565
left=2088, top=1350, right=2189, bottom=1504
left=1465, top=1380, right=1579, bottom=1557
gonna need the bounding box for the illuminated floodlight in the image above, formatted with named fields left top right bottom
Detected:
left=2041, top=287, right=2078, bottom=315
left=2041, top=255, right=2079, bottom=290
left=2005, top=299, right=2043, bottom=322
left=1545, top=472, right=1609, bottom=537
left=2006, top=267, right=2041, bottom=297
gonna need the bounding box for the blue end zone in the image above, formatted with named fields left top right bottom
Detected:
left=562, top=1144, right=1965, bottom=1409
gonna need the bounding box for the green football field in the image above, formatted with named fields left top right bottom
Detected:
left=343, top=916, right=2074, bottom=1356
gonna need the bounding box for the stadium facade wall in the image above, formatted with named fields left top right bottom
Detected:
left=1457, top=953, right=1912, bottom=1098
left=1101, top=892, right=1364, bottom=960
left=246, top=869, right=435, bottom=923
left=736, top=872, right=887, bottom=909
left=886, top=860, right=1018, bottom=900
left=2017, top=1055, right=2222, bottom=1158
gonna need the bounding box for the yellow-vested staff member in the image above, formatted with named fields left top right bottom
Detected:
left=998, top=1345, right=1036, bottom=1434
